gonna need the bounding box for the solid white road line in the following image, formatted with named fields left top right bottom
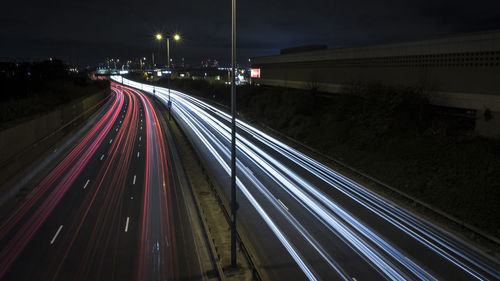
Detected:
left=124, top=217, right=130, bottom=232
left=133, top=175, right=136, bottom=185
left=83, top=179, right=90, bottom=189
left=50, top=225, right=63, bottom=244
left=100, top=154, right=104, bottom=161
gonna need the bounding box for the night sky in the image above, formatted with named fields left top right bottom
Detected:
left=2, top=0, right=500, bottom=67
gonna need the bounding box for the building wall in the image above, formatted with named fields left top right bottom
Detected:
left=259, top=64, right=498, bottom=93
left=252, top=30, right=500, bottom=138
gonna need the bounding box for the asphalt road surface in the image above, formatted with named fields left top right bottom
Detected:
left=117, top=77, right=500, bottom=281
left=0, top=83, right=205, bottom=281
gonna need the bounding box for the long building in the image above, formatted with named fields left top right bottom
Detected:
left=251, top=30, right=500, bottom=137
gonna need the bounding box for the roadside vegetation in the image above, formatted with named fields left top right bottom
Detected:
left=0, top=59, right=108, bottom=128
left=143, top=75, right=500, bottom=238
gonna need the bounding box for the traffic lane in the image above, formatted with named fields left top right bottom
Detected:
left=1, top=87, right=145, bottom=280
left=235, top=152, right=387, bottom=281
left=114, top=101, right=146, bottom=281
left=50, top=88, right=144, bottom=281
left=0, top=87, right=125, bottom=278
left=43, top=88, right=145, bottom=281
left=149, top=92, right=206, bottom=280
left=0, top=90, right=124, bottom=241
left=187, top=94, right=498, bottom=280
left=0, top=90, right=125, bottom=279
left=133, top=87, right=205, bottom=280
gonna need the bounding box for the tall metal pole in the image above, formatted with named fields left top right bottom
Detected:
left=167, top=37, right=171, bottom=120
left=230, top=0, right=237, bottom=268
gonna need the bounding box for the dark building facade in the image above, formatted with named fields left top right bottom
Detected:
left=251, top=30, right=500, bottom=137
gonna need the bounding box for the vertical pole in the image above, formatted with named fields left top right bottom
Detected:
left=152, top=53, right=155, bottom=67
left=167, top=37, right=171, bottom=120
left=230, top=0, right=237, bottom=268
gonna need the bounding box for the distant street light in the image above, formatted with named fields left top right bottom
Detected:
left=155, top=33, right=181, bottom=120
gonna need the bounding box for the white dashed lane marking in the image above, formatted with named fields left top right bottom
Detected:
left=50, top=225, right=63, bottom=245
left=124, top=217, right=130, bottom=232
left=278, top=199, right=289, bottom=211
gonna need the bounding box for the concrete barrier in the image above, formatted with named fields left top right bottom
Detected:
left=0, top=90, right=109, bottom=187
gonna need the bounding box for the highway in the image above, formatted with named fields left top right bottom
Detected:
left=0, top=83, right=205, bottom=281
left=116, top=77, right=500, bottom=281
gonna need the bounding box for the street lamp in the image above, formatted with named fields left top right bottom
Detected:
left=155, top=33, right=181, bottom=120
left=230, top=0, right=237, bottom=269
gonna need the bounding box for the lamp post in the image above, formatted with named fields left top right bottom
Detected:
left=230, top=0, right=237, bottom=269
left=155, top=33, right=181, bottom=120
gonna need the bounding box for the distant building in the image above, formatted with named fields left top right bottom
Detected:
left=201, top=59, right=220, bottom=68
left=251, top=30, right=500, bottom=138
left=175, top=67, right=230, bottom=83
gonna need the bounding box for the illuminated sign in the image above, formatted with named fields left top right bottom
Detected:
left=250, top=68, right=260, bottom=78
left=157, top=71, right=162, bottom=77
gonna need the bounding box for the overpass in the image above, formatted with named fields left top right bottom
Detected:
left=251, top=30, right=500, bottom=137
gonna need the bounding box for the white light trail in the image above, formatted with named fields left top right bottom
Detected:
left=112, top=76, right=500, bottom=281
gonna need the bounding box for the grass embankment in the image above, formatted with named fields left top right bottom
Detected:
left=149, top=77, right=500, bottom=238
left=0, top=79, right=108, bottom=127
